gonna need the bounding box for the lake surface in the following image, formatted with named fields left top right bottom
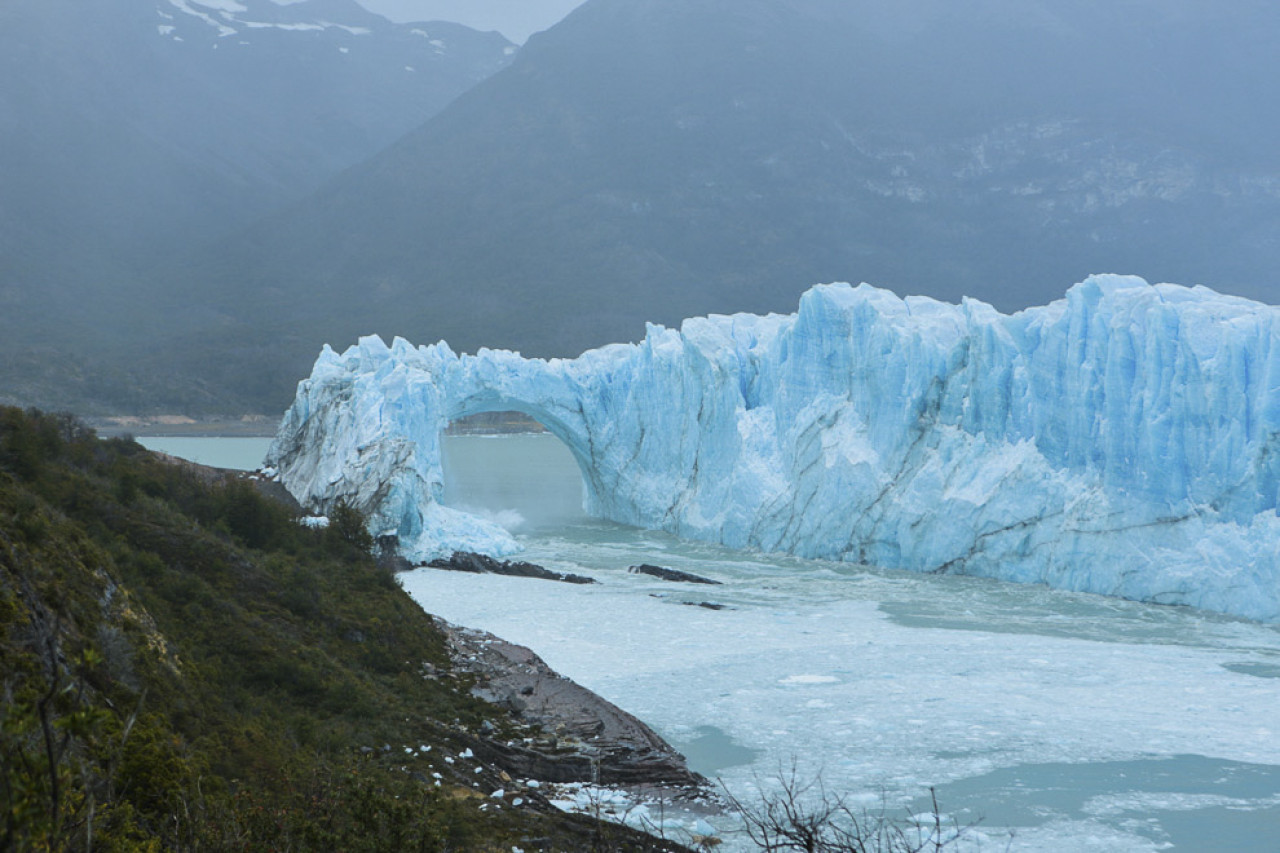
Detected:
left=136, top=436, right=272, bottom=471
left=413, top=434, right=1280, bottom=852
left=159, top=434, right=1280, bottom=851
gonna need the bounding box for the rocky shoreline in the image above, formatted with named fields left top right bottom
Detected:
left=149, top=452, right=714, bottom=818
left=442, top=620, right=707, bottom=793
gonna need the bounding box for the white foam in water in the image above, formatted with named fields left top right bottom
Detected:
left=458, top=506, right=527, bottom=532
left=400, top=435, right=1280, bottom=851
left=778, top=674, right=840, bottom=685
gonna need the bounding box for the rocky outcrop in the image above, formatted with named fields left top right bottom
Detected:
left=428, top=551, right=597, bottom=584
left=629, top=564, right=721, bottom=585
left=442, top=621, right=705, bottom=792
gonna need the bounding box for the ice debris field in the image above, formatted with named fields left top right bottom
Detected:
left=401, top=532, right=1280, bottom=853
left=268, top=275, right=1280, bottom=622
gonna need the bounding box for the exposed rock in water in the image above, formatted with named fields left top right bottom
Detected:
left=441, top=620, right=707, bottom=793
left=629, top=564, right=722, bottom=585
left=681, top=601, right=731, bottom=611
left=428, top=551, right=596, bottom=584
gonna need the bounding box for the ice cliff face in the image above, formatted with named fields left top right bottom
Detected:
left=268, top=275, right=1280, bottom=622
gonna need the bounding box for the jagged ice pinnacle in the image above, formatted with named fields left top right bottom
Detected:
left=267, top=275, right=1280, bottom=622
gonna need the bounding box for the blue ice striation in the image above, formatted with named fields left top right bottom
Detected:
left=267, top=275, right=1280, bottom=622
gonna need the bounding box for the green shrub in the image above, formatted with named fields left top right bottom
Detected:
left=327, top=500, right=373, bottom=554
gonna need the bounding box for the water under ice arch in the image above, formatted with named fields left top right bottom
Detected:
left=440, top=403, right=596, bottom=517
left=268, top=277, right=1280, bottom=622
left=439, top=411, right=589, bottom=529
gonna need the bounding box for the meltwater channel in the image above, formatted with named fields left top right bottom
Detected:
left=150, top=433, right=1280, bottom=851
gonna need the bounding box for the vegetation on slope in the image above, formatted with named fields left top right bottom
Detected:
left=0, top=406, right=681, bottom=851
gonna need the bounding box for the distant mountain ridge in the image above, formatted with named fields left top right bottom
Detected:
left=160, top=0, right=1280, bottom=413
left=7, top=0, right=1280, bottom=414
left=0, top=0, right=513, bottom=411
left=0, top=0, right=512, bottom=254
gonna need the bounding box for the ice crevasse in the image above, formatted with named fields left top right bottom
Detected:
left=267, top=275, right=1280, bottom=622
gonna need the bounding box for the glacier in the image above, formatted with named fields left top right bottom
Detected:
left=266, top=275, right=1280, bottom=623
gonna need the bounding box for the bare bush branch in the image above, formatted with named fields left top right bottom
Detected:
left=721, top=762, right=977, bottom=853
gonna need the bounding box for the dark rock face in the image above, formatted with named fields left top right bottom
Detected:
left=251, top=479, right=304, bottom=515
left=443, top=621, right=706, bottom=791
left=629, top=564, right=722, bottom=585
left=428, top=551, right=597, bottom=584
left=376, top=534, right=414, bottom=573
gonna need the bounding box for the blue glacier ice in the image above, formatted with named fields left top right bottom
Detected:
left=267, top=275, right=1280, bottom=622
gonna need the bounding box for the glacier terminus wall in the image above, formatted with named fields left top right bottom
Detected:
left=267, top=276, right=1280, bottom=622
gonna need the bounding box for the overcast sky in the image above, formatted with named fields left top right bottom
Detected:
left=355, top=0, right=587, bottom=43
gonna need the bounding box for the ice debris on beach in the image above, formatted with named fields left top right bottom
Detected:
left=268, top=275, right=1280, bottom=622
left=545, top=782, right=714, bottom=839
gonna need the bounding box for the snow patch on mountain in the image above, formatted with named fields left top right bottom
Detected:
left=193, top=0, right=247, bottom=12
left=240, top=20, right=323, bottom=31
left=167, top=0, right=237, bottom=37
left=162, top=0, right=377, bottom=41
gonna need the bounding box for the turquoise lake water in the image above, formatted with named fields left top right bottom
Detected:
left=136, top=436, right=273, bottom=471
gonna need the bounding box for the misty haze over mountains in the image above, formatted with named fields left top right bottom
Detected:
left=4, top=0, right=1279, bottom=414
left=0, top=0, right=512, bottom=410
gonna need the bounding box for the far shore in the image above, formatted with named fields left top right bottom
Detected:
left=88, top=415, right=281, bottom=439
left=87, top=410, right=548, bottom=439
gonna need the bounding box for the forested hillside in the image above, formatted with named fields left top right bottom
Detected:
left=0, top=408, right=685, bottom=851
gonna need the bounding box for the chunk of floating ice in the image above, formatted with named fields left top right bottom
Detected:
left=779, top=674, right=839, bottom=685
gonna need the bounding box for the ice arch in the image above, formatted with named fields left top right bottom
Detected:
left=267, top=276, right=1280, bottom=622
left=266, top=339, right=605, bottom=557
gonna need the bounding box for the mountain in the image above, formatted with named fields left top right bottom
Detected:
left=0, top=0, right=513, bottom=411
left=163, top=0, right=1280, bottom=413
